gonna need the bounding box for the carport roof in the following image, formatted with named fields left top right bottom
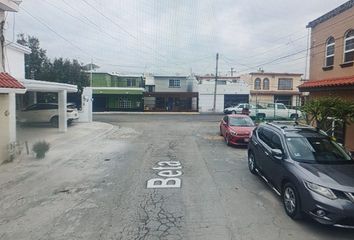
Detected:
left=20, top=79, right=78, bottom=92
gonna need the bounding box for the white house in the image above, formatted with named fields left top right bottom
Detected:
left=196, top=76, right=250, bottom=113
left=143, top=75, right=198, bottom=112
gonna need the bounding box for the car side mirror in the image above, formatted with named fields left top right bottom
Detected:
left=271, top=149, right=283, bottom=161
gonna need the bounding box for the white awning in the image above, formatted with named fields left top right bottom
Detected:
left=20, top=79, right=78, bottom=93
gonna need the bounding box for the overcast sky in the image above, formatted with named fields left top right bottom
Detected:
left=5, top=0, right=348, bottom=76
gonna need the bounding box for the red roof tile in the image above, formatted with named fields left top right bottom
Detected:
left=0, top=72, right=25, bottom=89
left=298, top=75, right=354, bottom=90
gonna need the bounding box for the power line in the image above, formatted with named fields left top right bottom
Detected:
left=20, top=6, right=92, bottom=59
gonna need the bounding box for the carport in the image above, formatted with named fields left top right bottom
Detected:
left=19, top=79, right=78, bottom=132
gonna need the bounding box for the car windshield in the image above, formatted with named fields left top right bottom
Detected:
left=229, top=117, right=254, bottom=127
left=286, top=137, right=353, bottom=164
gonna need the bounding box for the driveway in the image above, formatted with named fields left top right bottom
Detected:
left=0, top=114, right=353, bottom=239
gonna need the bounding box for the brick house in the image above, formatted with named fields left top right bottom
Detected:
left=298, top=0, right=354, bottom=152
left=241, top=72, right=303, bottom=107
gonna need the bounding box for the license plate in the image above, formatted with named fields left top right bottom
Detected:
left=244, top=138, right=250, bottom=142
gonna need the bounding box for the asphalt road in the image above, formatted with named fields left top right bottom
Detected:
left=92, top=114, right=354, bottom=240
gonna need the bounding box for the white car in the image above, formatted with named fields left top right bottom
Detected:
left=17, top=103, right=79, bottom=127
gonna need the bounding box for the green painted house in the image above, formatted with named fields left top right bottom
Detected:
left=90, top=72, right=145, bottom=112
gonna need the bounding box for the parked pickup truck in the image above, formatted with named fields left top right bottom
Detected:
left=224, top=103, right=263, bottom=114
left=249, top=103, right=301, bottom=120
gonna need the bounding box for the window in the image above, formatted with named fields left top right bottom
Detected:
left=325, top=37, right=335, bottom=67
left=217, top=80, right=227, bottom=85
left=127, top=79, right=136, bottom=87
left=119, top=98, right=132, bottom=108
left=278, top=78, right=293, bottom=90
left=169, top=79, right=181, bottom=88
left=254, top=78, right=261, bottom=90
left=263, top=78, right=270, bottom=90
left=258, top=128, right=272, bottom=147
left=271, top=134, right=283, bottom=151
left=344, top=30, right=354, bottom=63
left=277, top=104, right=286, bottom=109
left=274, top=95, right=292, bottom=106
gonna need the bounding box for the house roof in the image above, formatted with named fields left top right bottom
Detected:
left=307, top=0, right=354, bottom=28
left=298, top=75, right=354, bottom=90
left=0, top=72, right=25, bottom=89
left=249, top=72, right=302, bottom=76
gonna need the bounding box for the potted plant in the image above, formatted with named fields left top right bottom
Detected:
left=32, top=141, right=50, bottom=159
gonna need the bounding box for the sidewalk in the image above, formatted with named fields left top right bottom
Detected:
left=17, top=121, right=114, bottom=153
left=93, top=111, right=200, bottom=115
left=0, top=121, right=122, bottom=239
left=0, top=121, right=114, bottom=184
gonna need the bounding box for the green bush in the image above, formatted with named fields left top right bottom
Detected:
left=32, top=141, right=50, bottom=159
left=302, top=97, right=354, bottom=129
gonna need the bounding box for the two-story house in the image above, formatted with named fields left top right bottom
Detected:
left=196, top=75, right=250, bottom=112
left=90, top=72, right=145, bottom=112
left=144, top=75, right=198, bottom=112
left=242, top=72, right=303, bottom=107
left=299, top=0, right=354, bottom=152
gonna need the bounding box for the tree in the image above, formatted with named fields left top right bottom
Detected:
left=17, top=34, right=89, bottom=92
left=302, top=97, right=354, bottom=132
left=17, top=34, right=48, bottom=79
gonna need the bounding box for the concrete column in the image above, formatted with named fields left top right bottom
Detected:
left=78, top=87, right=93, bottom=123
left=0, top=93, right=10, bottom=163
left=8, top=92, right=16, bottom=142
left=58, top=90, right=67, bottom=132
left=33, top=92, right=37, bottom=104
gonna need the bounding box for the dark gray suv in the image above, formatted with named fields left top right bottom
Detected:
left=248, top=122, right=354, bottom=228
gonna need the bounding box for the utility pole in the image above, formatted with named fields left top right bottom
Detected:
left=90, top=58, right=93, bottom=87
left=213, top=53, right=219, bottom=112
left=230, top=67, right=235, bottom=77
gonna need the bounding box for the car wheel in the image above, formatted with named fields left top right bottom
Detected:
left=290, top=114, right=298, bottom=120
left=282, top=182, right=302, bottom=220
left=232, top=110, right=236, bottom=114
left=67, top=119, right=73, bottom=126
left=50, top=116, right=59, bottom=128
left=248, top=152, right=257, bottom=174
left=256, top=113, right=265, bottom=120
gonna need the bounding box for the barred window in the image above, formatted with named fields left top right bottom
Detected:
left=169, top=79, right=181, bottom=88
left=278, top=78, right=293, bottom=90
left=119, top=99, right=132, bottom=108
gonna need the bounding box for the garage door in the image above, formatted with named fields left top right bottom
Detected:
left=224, top=94, right=249, bottom=108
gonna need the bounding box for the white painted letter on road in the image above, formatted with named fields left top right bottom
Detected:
left=147, top=161, right=183, bottom=189
left=147, top=178, right=181, bottom=188
left=157, top=170, right=182, bottom=177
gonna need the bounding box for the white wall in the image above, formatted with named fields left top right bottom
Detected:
left=199, top=94, right=224, bottom=112
left=197, top=80, right=250, bottom=112
left=5, top=43, right=30, bottom=79
left=154, top=76, right=189, bottom=92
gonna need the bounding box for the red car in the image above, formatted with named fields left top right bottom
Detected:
left=219, top=114, right=255, bottom=146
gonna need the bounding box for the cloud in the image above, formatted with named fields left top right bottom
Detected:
left=5, top=0, right=348, bottom=75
